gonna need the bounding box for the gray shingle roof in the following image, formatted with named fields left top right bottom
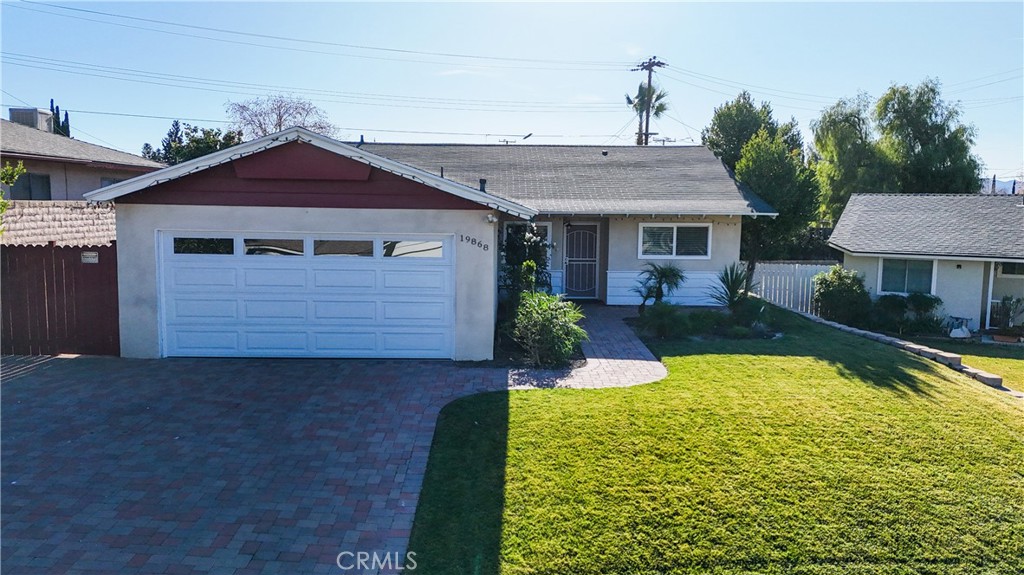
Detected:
left=0, top=200, right=116, bottom=246
left=829, top=194, right=1024, bottom=261
left=359, top=143, right=775, bottom=216
left=0, top=119, right=163, bottom=169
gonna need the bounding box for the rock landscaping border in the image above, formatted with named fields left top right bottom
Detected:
left=793, top=311, right=1022, bottom=399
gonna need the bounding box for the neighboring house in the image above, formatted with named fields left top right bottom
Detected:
left=85, top=127, right=775, bottom=361
left=1, top=110, right=163, bottom=201
left=828, top=194, right=1024, bottom=331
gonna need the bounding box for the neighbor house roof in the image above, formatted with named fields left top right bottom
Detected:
left=1, top=119, right=164, bottom=170
left=360, top=143, right=777, bottom=216
left=829, top=194, right=1024, bottom=261
left=0, top=200, right=115, bottom=246
left=85, top=127, right=537, bottom=218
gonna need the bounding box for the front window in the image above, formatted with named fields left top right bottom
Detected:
left=998, top=262, right=1024, bottom=277
left=639, top=224, right=710, bottom=258
left=881, top=258, right=933, bottom=293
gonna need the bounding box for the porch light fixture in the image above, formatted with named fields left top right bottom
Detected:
left=486, top=214, right=499, bottom=224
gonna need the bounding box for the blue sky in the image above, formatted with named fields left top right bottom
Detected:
left=2, top=2, right=1022, bottom=180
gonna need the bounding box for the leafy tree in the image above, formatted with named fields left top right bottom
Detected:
left=625, top=82, right=669, bottom=146
left=226, top=94, right=337, bottom=140
left=874, top=78, right=980, bottom=195
left=1, top=160, right=27, bottom=231
left=702, top=91, right=802, bottom=169
left=49, top=99, right=71, bottom=137
left=735, top=129, right=818, bottom=289
left=811, top=95, right=894, bottom=222
left=142, top=120, right=243, bottom=165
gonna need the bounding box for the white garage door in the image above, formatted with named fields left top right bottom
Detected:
left=159, top=232, right=455, bottom=358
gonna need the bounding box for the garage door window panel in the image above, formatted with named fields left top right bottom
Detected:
left=244, top=238, right=304, bottom=256
left=173, top=238, right=235, bottom=255
left=314, top=240, right=374, bottom=257
left=383, top=240, right=443, bottom=258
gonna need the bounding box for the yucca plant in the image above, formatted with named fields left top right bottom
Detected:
left=708, top=262, right=756, bottom=311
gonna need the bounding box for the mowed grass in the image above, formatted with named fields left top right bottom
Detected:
left=409, top=310, right=1024, bottom=575
left=911, top=337, right=1024, bottom=389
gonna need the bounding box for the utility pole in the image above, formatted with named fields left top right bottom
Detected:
left=632, top=56, right=667, bottom=145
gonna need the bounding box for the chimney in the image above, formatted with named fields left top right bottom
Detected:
left=9, top=108, right=54, bottom=132
left=479, top=179, right=487, bottom=192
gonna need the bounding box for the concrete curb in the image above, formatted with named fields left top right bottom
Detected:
left=793, top=310, right=1020, bottom=396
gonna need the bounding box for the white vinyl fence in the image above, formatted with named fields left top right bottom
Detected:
left=748, top=261, right=836, bottom=314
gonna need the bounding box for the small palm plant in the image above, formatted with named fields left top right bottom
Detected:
left=632, top=262, right=685, bottom=314
left=708, top=262, right=755, bottom=311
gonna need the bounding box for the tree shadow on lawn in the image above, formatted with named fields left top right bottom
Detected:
left=649, top=311, right=949, bottom=398
left=407, top=390, right=508, bottom=575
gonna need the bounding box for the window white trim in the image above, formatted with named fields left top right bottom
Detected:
left=637, top=223, right=712, bottom=260
left=876, top=257, right=937, bottom=295
left=997, top=261, right=1024, bottom=278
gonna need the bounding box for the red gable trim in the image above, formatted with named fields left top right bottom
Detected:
left=118, top=142, right=487, bottom=210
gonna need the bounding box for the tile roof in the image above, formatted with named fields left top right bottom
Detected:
left=829, top=194, right=1024, bottom=261
left=359, top=143, right=776, bottom=216
left=1, top=201, right=116, bottom=246
left=1, top=119, right=163, bottom=169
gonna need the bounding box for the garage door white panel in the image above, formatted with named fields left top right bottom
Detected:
left=314, top=269, right=376, bottom=289
left=314, top=332, right=377, bottom=352
left=243, top=299, right=307, bottom=320
left=382, top=332, right=448, bottom=354
left=382, top=270, right=446, bottom=291
left=172, top=268, right=237, bottom=289
left=172, top=298, right=238, bottom=320
left=313, top=300, right=376, bottom=321
left=382, top=301, right=447, bottom=322
left=161, top=233, right=454, bottom=358
left=174, top=330, right=239, bottom=352
left=245, top=268, right=306, bottom=288
left=245, top=331, right=308, bottom=351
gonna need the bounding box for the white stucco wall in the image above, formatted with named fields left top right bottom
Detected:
left=843, top=254, right=991, bottom=330
left=605, top=215, right=743, bottom=306
left=116, top=204, right=499, bottom=360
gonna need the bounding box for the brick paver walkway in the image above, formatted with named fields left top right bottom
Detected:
left=1, top=304, right=663, bottom=574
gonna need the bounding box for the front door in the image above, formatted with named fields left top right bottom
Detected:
left=564, top=223, right=599, bottom=298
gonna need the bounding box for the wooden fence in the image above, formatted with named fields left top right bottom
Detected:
left=1, top=243, right=120, bottom=356
left=749, top=261, right=835, bottom=314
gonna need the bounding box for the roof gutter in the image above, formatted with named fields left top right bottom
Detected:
left=828, top=244, right=1024, bottom=263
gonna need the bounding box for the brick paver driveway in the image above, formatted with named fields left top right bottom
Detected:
left=1, top=303, right=665, bottom=574
left=2, top=356, right=508, bottom=574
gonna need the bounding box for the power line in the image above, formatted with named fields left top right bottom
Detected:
left=6, top=2, right=626, bottom=72
left=18, top=0, right=633, bottom=68
left=1, top=52, right=623, bottom=109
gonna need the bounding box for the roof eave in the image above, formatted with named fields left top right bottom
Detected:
left=84, top=127, right=537, bottom=218
left=829, top=243, right=1024, bottom=262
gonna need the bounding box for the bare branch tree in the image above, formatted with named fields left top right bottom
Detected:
left=225, top=94, right=338, bottom=140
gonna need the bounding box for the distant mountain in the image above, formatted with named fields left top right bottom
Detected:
left=978, top=178, right=1022, bottom=194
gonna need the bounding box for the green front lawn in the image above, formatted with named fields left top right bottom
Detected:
left=410, top=310, right=1024, bottom=575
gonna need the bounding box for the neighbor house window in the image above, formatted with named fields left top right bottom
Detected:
left=9, top=173, right=51, bottom=200
left=998, top=262, right=1024, bottom=277
left=880, top=258, right=933, bottom=293
left=173, top=238, right=234, bottom=255
left=639, top=224, right=711, bottom=258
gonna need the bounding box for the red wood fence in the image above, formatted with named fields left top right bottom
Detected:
left=1, top=243, right=120, bottom=356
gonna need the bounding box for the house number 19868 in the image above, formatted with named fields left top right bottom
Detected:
left=459, top=235, right=489, bottom=251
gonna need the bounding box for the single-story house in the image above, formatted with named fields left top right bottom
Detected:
left=85, top=127, right=775, bottom=360
left=828, top=193, right=1024, bottom=331
left=1, top=110, right=163, bottom=201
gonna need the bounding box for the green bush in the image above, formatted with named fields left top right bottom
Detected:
left=873, top=294, right=910, bottom=333
left=687, top=309, right=730, bottom=335
left=633, top=262, right=685, bottom=314
left=512, top=292, right=588, bottom=367
left=906, top=293, right=944, bottom=335
left=636, top=302, right=689, bottom=339
left=731, top=297, right=768, bottom=328
left=725, top=325, right=752, bottom=339
left=813, top=266, right=872, bottom=327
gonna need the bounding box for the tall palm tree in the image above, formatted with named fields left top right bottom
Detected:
left=625, top=82, right=670, bottom=145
